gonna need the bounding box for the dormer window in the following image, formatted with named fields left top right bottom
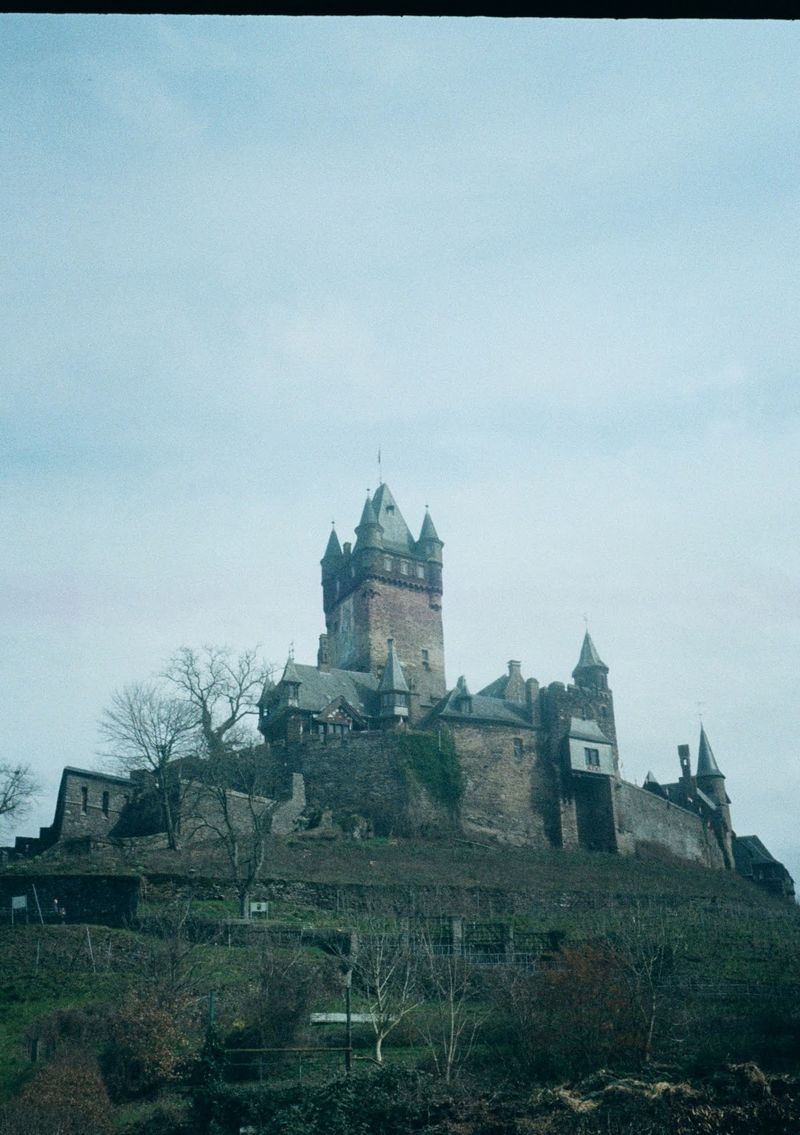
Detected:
left=584, top=747, right=600, bottom=768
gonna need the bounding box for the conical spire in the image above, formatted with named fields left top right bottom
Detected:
left=696, top=725, right=724, bottom=779
left=354, top=493, right=384, bottom=551
left=418, top=509, right=440, bottom=543
left=378, top=638, right=409, bottom=693
left=321, top=525, right=343, bottom=563
left=572, top=630, right=609, bottom=681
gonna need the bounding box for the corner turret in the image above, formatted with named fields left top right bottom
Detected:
left=694, top=725, right=733, bottom=868
left=572, top=630, right=609, bottom=693
left=354, top=494, right=384, bottom=552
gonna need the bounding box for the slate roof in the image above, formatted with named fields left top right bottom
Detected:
left=271, top=664, right=380, bottom=717
left=378, top=640, right=409, bottom=693
left=281, top=656, right=302, bottom=684
left=573, top=631, right=608, bottom=674
left=478, top=672, right=513, bottom=699
left=734, top=834, right=778, bottom=868
left=696, top=726, right=724, bottom=779
left=371, top=483, right=416, bottom=553
left=430, top=685, right=533, bottom=727
left=418, top=510, right=441, bottom=543
left=568, top=717, right=612, bottom=745
left=322, top=526, right=343, bottom=561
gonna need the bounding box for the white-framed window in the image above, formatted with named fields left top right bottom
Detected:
left=384, top=556, right=392, bottom=571
left=416, top=564, right=425, bottom=578
left=400, top=560, right=409, bottom=575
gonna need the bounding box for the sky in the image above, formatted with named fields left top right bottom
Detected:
left=2, top=15, right=799, bottom=884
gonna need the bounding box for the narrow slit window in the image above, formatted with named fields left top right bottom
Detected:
left=101, top=791, right=110, bottom=817
left=81, top=786, right=88, bottom=814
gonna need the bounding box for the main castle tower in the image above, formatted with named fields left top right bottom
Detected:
left=319, top=484, right=446, bottom=712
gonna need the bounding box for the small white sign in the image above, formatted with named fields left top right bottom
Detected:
left=249, top=901, right=269, bottom=915
left=11, top=895, right=27, bottom=911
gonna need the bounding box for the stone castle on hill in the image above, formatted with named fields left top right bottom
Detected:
left=7, top=483, right=794, bottom=898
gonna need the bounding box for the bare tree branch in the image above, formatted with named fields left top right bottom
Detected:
left=0, top=762, right=40, bottom=831
left=163, top=646, right=270, bottom=760
left=98, top=683, right=197, bottom=850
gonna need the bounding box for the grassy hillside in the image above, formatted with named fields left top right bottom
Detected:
left=2, top=836, right=799, bottom=1132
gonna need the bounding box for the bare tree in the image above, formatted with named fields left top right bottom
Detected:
left=589, top=900, right=686, bottom=1064
left=98, top=683, right=197, bottom=850
left=344, top=915, right=422, bottom=1065
left=164, top=646, right=270, bottom=761
left=0, top=762, right=40, bottom=832
left=417, top=930, right=485, bottom=1084
left=190, top=747, right=275, bottom=918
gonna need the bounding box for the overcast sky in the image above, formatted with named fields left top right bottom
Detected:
left=3, top=15, right=799, bottom=884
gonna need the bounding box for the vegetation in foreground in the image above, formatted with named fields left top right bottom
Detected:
left=1, top=839, right=800, bottom=1133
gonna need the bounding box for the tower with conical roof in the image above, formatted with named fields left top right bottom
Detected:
left=320, top=483, right=446, bottom=713
left=695, top=725, right=733, bottom=866
left=572, top=631, right=610, bottom=693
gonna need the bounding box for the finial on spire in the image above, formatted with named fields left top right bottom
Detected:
left=582, top=611, right=589, bottom=630
left=377, top=447, right=382, bottom=486
left=288, top=641, right=295, bottom=661
left=696, top=700, right=705, bottom=724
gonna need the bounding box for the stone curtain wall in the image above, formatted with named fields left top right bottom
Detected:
left=614, top=781, right=725, bottom=869
left=450, top=723, right=553, bottom=848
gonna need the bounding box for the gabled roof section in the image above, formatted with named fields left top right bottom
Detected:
left=696, top=726, right=724, bottom=779
left=572, top=630, right=608, bottom=676
left=264, top=664, right=380, bottom=717
left=427, top=685, right=533, bottom=728
left=378, top=639, right=409, bottom=694
left=371, top=483, right=415, bottom=553
left=281, top=656, right=302, bottom=685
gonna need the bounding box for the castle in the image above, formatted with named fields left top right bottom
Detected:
left=8, top=484, right=794, bottom=898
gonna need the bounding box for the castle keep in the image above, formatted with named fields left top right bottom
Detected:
left=255, top=484, right=792, bottom=894
left=11, top=484, right=794, bottom=898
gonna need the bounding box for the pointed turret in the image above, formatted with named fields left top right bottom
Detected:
left=378, top=638, right=410, bottom=721
left=417, top=507, right=443, bottom=564
left=354, top=494, right=384, bottom=552
left=572, top=630, right=609, bottom=691
left=695, top=725, right=733, bottom=869
left=321, top=525, right=343, bottom=564
left=280, top=655, right=302, bottom=707
left=696, top=725, right=724, bottom=780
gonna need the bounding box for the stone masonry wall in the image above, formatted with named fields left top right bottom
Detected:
left=614, top=780, right=725, bottom=869
left=453, top=723, right=554, bottom=848
left=56, top=770, right=133, bottom=842
left=295, top=732, right=427, bottom=836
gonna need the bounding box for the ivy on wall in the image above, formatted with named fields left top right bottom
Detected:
left=395, top=728, right=464, bottom=813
